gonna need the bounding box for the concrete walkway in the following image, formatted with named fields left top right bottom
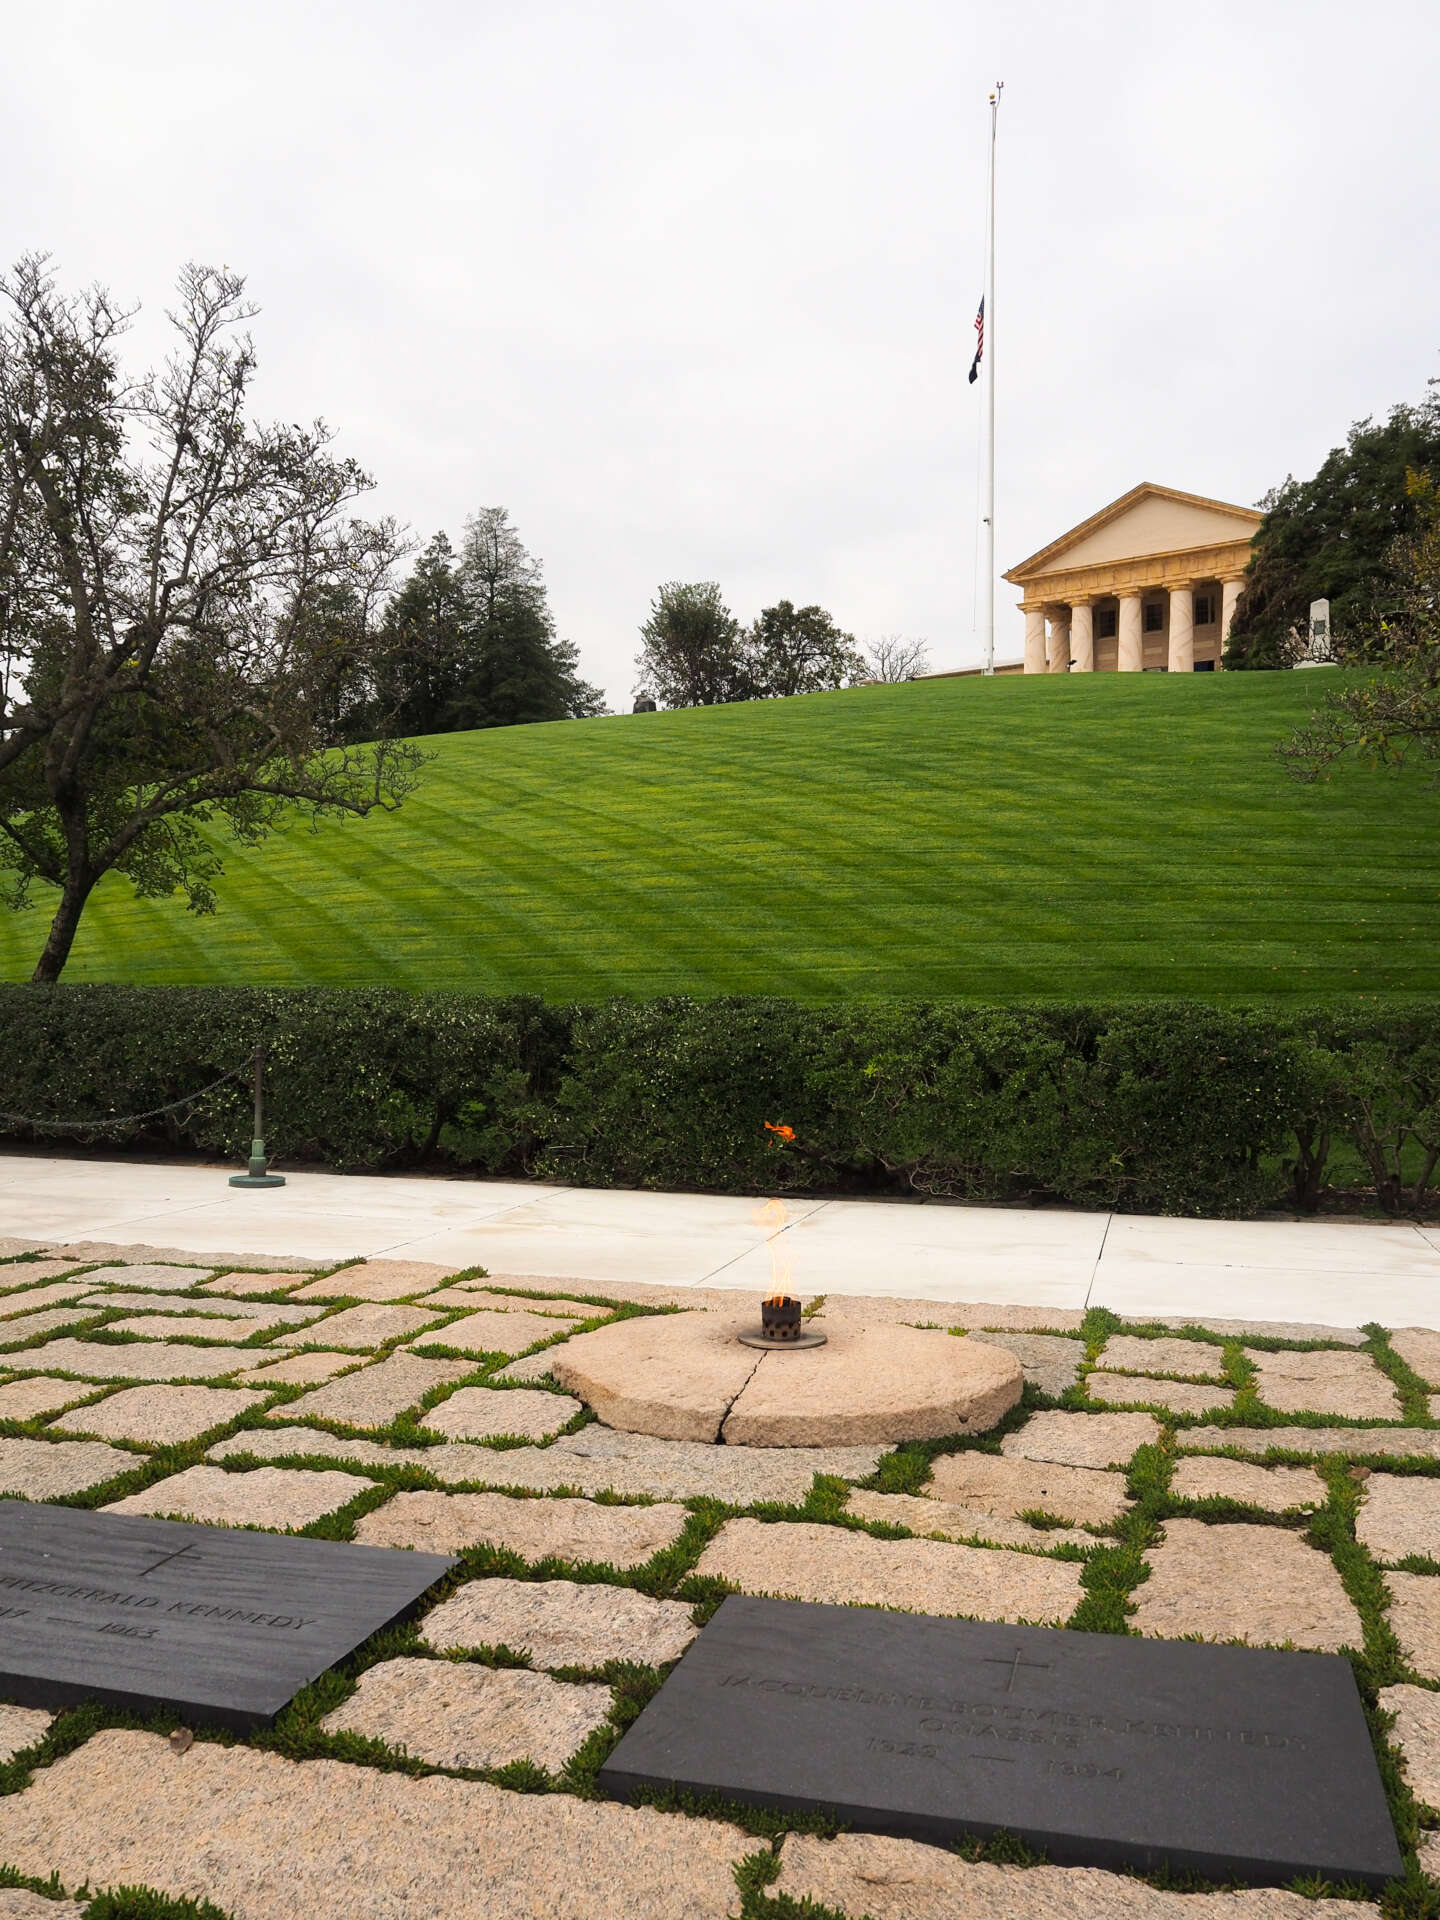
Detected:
left=4, top=1151, right=1438, bottom=1329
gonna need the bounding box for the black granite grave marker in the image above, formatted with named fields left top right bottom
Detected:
left=599, top=1596, right=1402, bottom=1888
left=0, top=1502, right=454, bottom=1731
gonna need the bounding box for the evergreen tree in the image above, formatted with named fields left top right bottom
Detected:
left=368, top=532, right=468, bottom=737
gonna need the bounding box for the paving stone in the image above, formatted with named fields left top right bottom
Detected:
left=0, top=1261, right=92, bottom=1287
left=211, top=1426, right=436, bottom=1471
left=1169, top=1457, right=1327, bottom=1512
left=1419, top=1829, right=1440, bottom=1877
left=52, top=1383, right=267, bottom=1445
left=277, top=1302, right=448, bottom=1350
left=1086, top=1373, right=1237, bottom=1416
left=101, top=1314, right=272, bottom=1345
left=292, top=1259, right=456, bottom=1302
left=321, top=1655, right=610, bottom=1770
left=925, top=1450, right=1131, bottom=1526
left=462, top=1289, right=593, bottom=1317
left=420, top=1576, right=698, bottom=1668
left=0, top=1243, right=54, bottom=1263
left=0, top=1280, right=95, bottom=1312
left=960, top=1331, right=1083, bottom=1396
left=1097, top=1335, right=1229, bottom=1379
left=281, top=1351, right=473, bottom=1427
left=200, top=1270, right=313, bottom=1297
left=1380, top=1682, right=1440, bottom=1811
left=815, top=1297, right=1085, bottom=1333
left=0, top=1375, right=96, bottom=1421
left=83, top=1294, right=325, bottom=1328
left=1357, top=1472, right=1440, bottom=1562
left=0, top=1704, right=51, bottom=1763
left=0, top=1728, right=749, bottom=1920
left=1182, top=1424, right=1440, bottom=1460
left=494, top=1351, right=564, bottom=1384
left=1001, top=1410, right=1162, bottom=1470
left=1432, top=1395, right=1440, bottom=1422
left=0, top=1435, right=135, bottom=1497
left=12, top=1337, right=245, bottom=1381
left=696, top=1517, right=1082, bottom=1622
left=355, top=1490, right=689, bottom=1566
left=411, top=1308, right=575, bottom=1359
left=1152, top=1315, right=1365, bottom=1347
left=1246, top=1348, right=1403, bottom=1420
left=546, top=1313, right=758, bottom=1441
left=233, top=1350, right=361, bottom=1387
left=1132, top=1518, right=1361, bottom=1651
left=847, top=1489, right=1096, bottom=1552
left=57, top=1243, right=316, bottom=1273
left=420, top=1385, right=581, bottom=1441
left=108, top=1463, right=369, bottom=1529
left=773, top=1830, right=1362, bottom=1920
left=1387, top=1571, right=1440, bottom=1681
left=74, top=1262, right=216, bottom=1292
left=0, top=1307, right=104, bottom=1344
left=0, top=1894, right=85, bottom=1920
left=1391, top=1329, right=1440, bottom=1389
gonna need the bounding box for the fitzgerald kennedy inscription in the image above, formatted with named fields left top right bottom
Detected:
left=599, top=1596, right=1401, bottom=1888
left=0, top=1502, right=455, bottom=1730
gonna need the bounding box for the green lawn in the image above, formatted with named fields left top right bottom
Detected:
left=4, top=672, right=1438, bottom=1001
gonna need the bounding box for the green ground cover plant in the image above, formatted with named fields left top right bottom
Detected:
left=2, top=673, right=1438, bottom=1001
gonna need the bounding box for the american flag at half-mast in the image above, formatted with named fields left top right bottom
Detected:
left=967, top=296, right=984, bottom=385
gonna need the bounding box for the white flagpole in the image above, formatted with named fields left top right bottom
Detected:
left=980, top=81, right=1003, bottom=675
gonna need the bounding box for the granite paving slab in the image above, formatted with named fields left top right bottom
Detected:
left=419, top=1385, right=581, bottom=1441
left=0, top=1281, right=95, bottom=1312
left=420, top=1576, right=699, bottom=1668
left=0, top=1376, right=97, bottom=1421
left=321, top=1656, right=612, bottom=1770
left=210, top=1426, right=442, bottom=1471
left=846, top=1488, right=1096, bottom=1551
left=0, top=1728, right=750, bottom=1920
left=1132, top=1519, right=1361, bottom=1651
left=0, top=1242, right=48, bottom=1260
left=1379, top=1682, right=1440, bottom=1810
left=1086, top=1373, right=1237, bottom=1415
left=1245, top=1348, right=1403, bottom=1420
left=1150, top=1317, right=1365, bottom=1347
left=277, top=1302, right=448, bottom=1349
left=292, top=1259, right=456, bottom=1302
left=694, top=1517, right=1083, bottom=1622
left=1419, top=1829, right=1440, bottom=1877
left=1391, top=1329, right=1440, bottom=1388
left=233, top=1351, right=358, bottom=1387
left=964, top=1330, right=1084, bottom=1396
left=81, top=1294, right=325, bottom=1327
left=1001, top=1410, right=1162, bottom=1470
left=58, top=1244, right=315, bottom=1272
left=815, top=1298, right=1086, bottom=1333
left=0, top=1259, right=88, bottom=1286
left=773, top=1830, right=1365, bottom=1920
left=1168, top=1458, right=1328, bottom=1512
left=925, top=1450, right=1132, bottom=1526
left=411, top=1308, right=577, bottom=1358
left=1387, top=1571, right=1440, bottom=1681
left=0, top=1307, right=104, bottom=1344
left=0, top=1896, right=84, bottom=1920
left=200, top=1270, right=313, bottom=1296
left=0, top=1705, right=51, bottom=1763
left=1181, top=1425, right=1440, bottom=1460
left=14, top=1338, right=244, bottom=1381
left=546, top=1313, right=759, bottom=1441
left=1097, top=1335, right=1229, bottom=1380
left=101, top=1314, right=276, bottom=1345
left=52, top=1384, right=267, bottom=1445
left=1356, top=1472, right=1440, bottom=1562
left=0, top=1435, right=135, bottom=1497
left=75, top=1263, right=217, bottom=1292
left=494, top=1352, right=562, bottom=1384
left=462, top=1289, right=593, bottom=1316
left=354, top=1490, right=689, bottom=1566
left=280, top=1352, right=473, bottom=1428
left=108, top=1463, right=369, bottom=1529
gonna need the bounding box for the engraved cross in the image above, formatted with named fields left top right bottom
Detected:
left=984, top=1647, right=1055, bottom=1693
left=136, top=1542, right=202, bottom=1580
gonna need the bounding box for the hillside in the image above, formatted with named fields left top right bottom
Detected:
left=3, top=673, right=1437, bottom=1002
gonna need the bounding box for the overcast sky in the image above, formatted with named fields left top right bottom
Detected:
left=5, top=1, right=1437, bottom=707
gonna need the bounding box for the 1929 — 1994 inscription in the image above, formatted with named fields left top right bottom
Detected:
left=599, top=1596, right=1402, bottom=1888
left=0, top=1502, right=455, bottom=1731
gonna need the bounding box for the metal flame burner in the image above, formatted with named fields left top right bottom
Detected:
left=737, top=1295, right=827, bottom=1351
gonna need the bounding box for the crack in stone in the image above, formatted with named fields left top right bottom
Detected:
left=713, top=1350, right=768, bottom=1445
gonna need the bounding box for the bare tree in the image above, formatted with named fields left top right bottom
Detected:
left=864, top=634, right=931, bottom=682
left=0, top=256, right=422, bottom=981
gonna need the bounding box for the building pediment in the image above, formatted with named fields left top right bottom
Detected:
left=1005, top=484, right=1263, bottom=584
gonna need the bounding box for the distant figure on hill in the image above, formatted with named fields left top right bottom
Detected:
left=633, top=696, right=657, bottom=713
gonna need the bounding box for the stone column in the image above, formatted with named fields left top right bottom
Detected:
left=1070, top=599, right=1094, bottom=672
left=1168, top=584, right=1194, bottom=674
left=1219, top=576, right=1244, bottom=670
left=1024, top=606, right=1047, bottom=675
left=1046, top=607, right=1071, bottom=673
left=1117, top=591, right=1144, bottom=671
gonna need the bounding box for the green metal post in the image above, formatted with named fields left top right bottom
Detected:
left=228, top=1046, right=286, bottom=1189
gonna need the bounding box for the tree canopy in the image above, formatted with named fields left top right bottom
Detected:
left=0, top=256, right=422, bottom=983
left=1227, top=386, right=1440, bottom=668
left=633, top=584, right=860, bottom=707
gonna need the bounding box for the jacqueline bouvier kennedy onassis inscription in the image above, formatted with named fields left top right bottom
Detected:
left=599, top=1596, right=1402, bottom=1888
left=0, top=1503, right=455, bottom=1730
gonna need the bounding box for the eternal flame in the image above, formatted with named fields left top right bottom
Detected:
left=1004, top=483, right=1263, bottom=674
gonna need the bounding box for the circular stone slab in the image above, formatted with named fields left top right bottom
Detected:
left=549, top=1316, right=1023, bottom=1447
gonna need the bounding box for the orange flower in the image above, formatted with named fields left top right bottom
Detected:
left=764, top=1122, right=796, bottom=1142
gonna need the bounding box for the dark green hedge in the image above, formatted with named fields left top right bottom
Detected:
left=0, top=987, right=1436, bottom=1218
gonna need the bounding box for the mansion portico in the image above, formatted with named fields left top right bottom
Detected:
left=1004, top=483, right=1262, bottom=673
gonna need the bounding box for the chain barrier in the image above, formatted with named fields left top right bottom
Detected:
left=0, top=1057, right=256, bottom=1135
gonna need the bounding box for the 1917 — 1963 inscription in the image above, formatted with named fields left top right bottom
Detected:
left=599, top=1596, right=1402, bottom=1888
left=0, top=1503, right=454, bottom=1730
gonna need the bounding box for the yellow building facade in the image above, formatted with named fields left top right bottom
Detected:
left=1004, top=483, right=1262, bottom=673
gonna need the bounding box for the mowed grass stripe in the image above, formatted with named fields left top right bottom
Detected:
left=3, top=672, right=1439, bottom=1001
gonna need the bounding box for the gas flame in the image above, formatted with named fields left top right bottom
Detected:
left=752, top=1197, right=793, bottom=1299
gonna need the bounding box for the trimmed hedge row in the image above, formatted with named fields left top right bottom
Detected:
left=0, top=987, right=1436, bottom=1218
